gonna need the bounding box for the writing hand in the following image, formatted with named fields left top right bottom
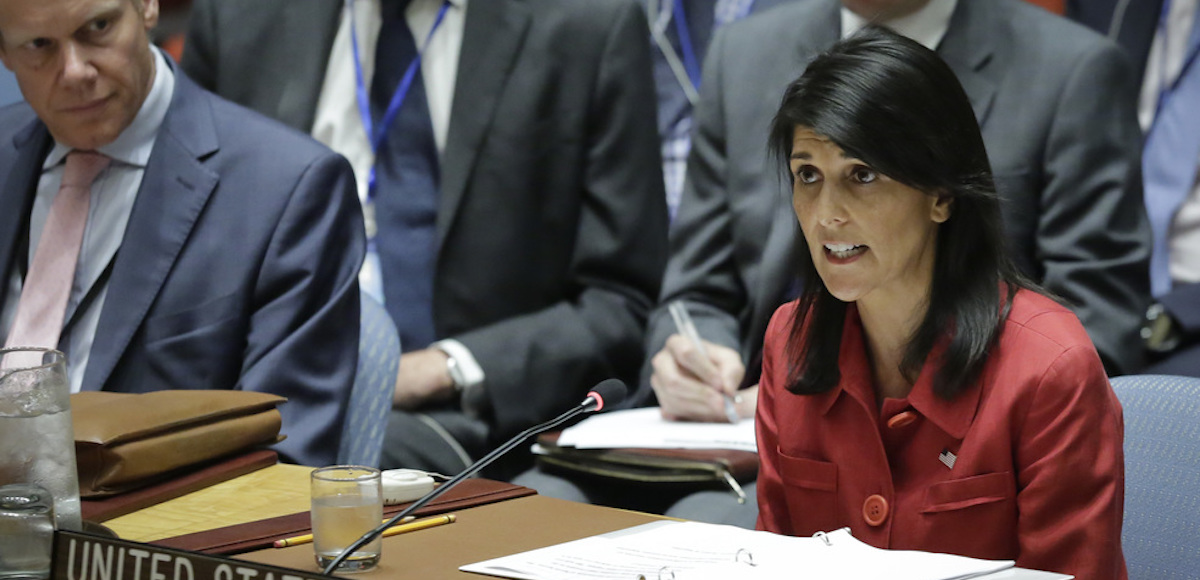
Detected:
left=650, top=334, right=746, bottom=422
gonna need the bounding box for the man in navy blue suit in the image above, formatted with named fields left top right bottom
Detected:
left=1068, top=0, right=1200, bottom=377
left=0, top=0, right=365, bottom=466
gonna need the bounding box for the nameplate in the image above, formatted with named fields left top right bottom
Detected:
left=51, top=531, right=336, bottom=580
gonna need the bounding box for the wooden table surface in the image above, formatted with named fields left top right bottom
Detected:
left=102, top=466, right=1070, bottom=580
left=238, top=494, right=665, bottom=578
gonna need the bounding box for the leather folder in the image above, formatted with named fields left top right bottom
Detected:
left=153, top=478, right=537, bottom=555
left=81, top=449, right=279, bottom=523
left=72, top=391, right=285, bottom=497
left=533, top=432, right=759, bottom=493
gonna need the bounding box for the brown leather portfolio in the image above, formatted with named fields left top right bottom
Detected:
left=153, top=478, right=537, bottom=555
left=534, top=432, right=759, bottom=487
left=72, top=391, right=285, bottom=497
left=81, top=449, right=279, bottom=523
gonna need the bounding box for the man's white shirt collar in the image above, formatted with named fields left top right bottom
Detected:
left=840, top=0, right=958, bottom=50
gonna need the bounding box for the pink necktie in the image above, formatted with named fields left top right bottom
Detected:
left=5, top=151, right=110, bottom=350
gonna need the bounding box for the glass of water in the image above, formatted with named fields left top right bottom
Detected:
left=0, top=348, right=81, bottom=532
left=310, top=466, right=382, bottom=572
left=0, top=483, right=55, bottom=580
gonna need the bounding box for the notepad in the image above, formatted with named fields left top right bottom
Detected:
left=554, top=407, right=756, bottom=452
left=460, top=521, right=1023, bottom=580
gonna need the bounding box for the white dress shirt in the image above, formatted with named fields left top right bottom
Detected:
left=1139, top=0, right=1200, bottom=285
left=1, top=48, right=174, bottom=392
left=841, top=0, right=958, bottom=50
left=310, top=0, right=466, bottom=205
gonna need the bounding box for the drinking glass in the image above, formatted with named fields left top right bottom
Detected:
left=310, top=466, right=382, bottom=572
left=0, top=483, right=55, bottom=580
left=0, top=348, right=81, bottom=531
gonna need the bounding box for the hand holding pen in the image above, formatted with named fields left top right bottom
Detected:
left=656, top=301, right=745, bottom=423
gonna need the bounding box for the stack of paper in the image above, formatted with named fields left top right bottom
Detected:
left=554, top=407, right=756, bottom=452
left=460, top=521, right=1015, bottom=580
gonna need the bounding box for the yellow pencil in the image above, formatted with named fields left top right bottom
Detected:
left=273, top=515, right=436, bottom=548
left=379, top=513, right=455, bottom=539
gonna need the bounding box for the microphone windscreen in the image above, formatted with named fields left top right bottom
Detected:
left=588, top=378, right=628, bottom=410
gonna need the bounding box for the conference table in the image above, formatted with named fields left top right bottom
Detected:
left=103, top=463, right=1071, bottom=580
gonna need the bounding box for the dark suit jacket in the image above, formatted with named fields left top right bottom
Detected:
left=0, top=69, right=366, bottom=467
left=182, top=0, right=668, bottom=443
left=638, top=0, right=1151, bottom=402
left=1068, top=0, right=1163, bottom=84
left=1071, top=0, right=1200, bottom=378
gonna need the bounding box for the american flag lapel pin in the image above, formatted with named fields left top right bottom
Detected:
left=938, top=448, right=957, bottom=469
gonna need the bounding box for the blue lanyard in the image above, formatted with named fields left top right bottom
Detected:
left=672, top=0, right=702, bottom=90
left=661, top=0, right=756, bottom=93
left=348, top=0, right=451, bottom=200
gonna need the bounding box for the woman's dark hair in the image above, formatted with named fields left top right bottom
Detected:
left=769, top=26, right=1035, bottom=400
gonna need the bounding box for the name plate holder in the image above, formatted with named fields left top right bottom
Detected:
left=51, top=531, right=337, bottom=580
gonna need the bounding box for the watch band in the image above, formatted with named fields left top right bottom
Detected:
left=445, top=354, right=467, bottom=392
left=432, top=339, right=485, bottom=389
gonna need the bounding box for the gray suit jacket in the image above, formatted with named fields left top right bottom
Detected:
left=0, top=70, right=365, bottom=467
left=640, top=0, right=1151, bottom=401
left=183, top=0, right=668, bottom=443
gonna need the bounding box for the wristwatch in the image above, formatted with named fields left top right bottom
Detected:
left=1142, top=303, right=1182, bottom=353
left=445, top=354, right=468, bottom=393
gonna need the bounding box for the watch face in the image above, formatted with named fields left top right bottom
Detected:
left=446, top=357, right=466, bottom=389
left=1143, top=305, right=1181, bottom=353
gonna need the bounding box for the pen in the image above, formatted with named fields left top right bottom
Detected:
left=668, top=300, right=741, bottom=423
left=272, top=514, right=453, bottom=548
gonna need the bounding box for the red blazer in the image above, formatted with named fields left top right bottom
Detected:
left=756, top=290, right=1126, bottom=580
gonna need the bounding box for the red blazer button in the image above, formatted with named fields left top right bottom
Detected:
left=863, top=494, right=889, bottom=526
left=886, top=411, right=918, bottom=429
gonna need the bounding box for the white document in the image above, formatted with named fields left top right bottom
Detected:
left=460, top=521, right=1016, bottom=580
left=553, top=407, right=756, bottom=452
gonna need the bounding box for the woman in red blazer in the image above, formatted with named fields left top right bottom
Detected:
left=756, top=27, right=1127, bottom=580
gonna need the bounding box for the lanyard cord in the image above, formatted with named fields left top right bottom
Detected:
left=348, top=0, right=451, bottom=201
left=648, top=0, right=700, bottom=105
left=1150, top=0, right=1199, bottom=115
left=1153, top=0, right=1175, bottom=119
left=672, top=0, right=703, bottom=90
left=647, top=0, right=755, bottom=106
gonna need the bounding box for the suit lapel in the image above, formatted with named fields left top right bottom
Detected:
left=799, top=0, right=842, bottom=56
left=1182, top=14, right=1200, bottom=86
left=437, top=0, right=531, bottom=246
left=271, top=0, right=343, bottom=132
left=81, top=74, right=220, bottom=390
left=936, top=0, right=998, bottom=126
left=755, top=0, right=839, bottom=335
left=776, top=0, right=840, bottom=110
left=0, top=119, right=50, bottom=309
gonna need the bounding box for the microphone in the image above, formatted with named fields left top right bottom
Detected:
left=580, top=377, right=625, bottom=413
left=322, top=378, right=628, bottom=574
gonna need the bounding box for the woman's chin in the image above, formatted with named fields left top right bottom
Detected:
left=822, top=284, right=862, bottom=304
